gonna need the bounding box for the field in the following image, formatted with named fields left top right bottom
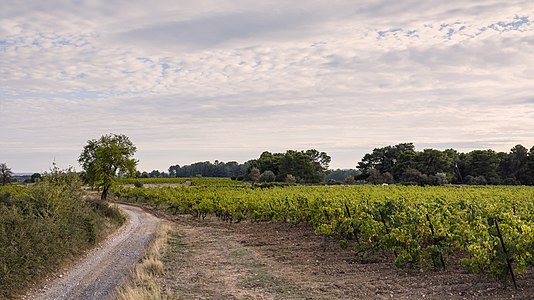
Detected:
left=118, top=177, right=248, bottom=187
left=112, top=184, right=534, bottom=289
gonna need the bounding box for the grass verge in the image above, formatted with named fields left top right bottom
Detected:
left=114, top=223, right=172, bottom=300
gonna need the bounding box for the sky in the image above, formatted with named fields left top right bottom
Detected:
left=1, top=1, right=533, bottom=173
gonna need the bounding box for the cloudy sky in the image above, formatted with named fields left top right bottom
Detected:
left=1, top=1, right=533, bottom=173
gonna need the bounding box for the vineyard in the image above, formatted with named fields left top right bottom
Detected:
left=112, top=184, right=534, bottom=286
left=118, top=177, right=247, bottom=186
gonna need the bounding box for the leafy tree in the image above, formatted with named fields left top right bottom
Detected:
left=401, top=168, right=428, bottom=186
left=343, top=175, right=356, bottom=185
left=0, top=163, right=13, bottom=186
left=248, top=149, right=330, bottom=183
left=78, top=134, right=137, bottom=200
left=285, top=174, right=297, bottom=184
left=248, top=167, right=261, bottom=182
left=259, top=170, right=276, bottom=183
left=30, top=173, right=42, bottom=183
left=462, top=150, right=502, bottom=184
left=168, top=160, right=249, bottom=178
left=325, top=169, right=360, bottom=182
left=357, top=143, right=416, bottom=180
left=415, top=149, right=454, bottom=176
left=366, top=168, right=384, bottom=184
left=500, top=145, right=530, bottom=185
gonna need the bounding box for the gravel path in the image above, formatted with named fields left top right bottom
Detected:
left=30, top=204, right=162, bottom=300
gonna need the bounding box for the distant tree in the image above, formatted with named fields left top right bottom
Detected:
left=30, top=173, right=42, bottom=183
left=344, top=175, right=356, bottom=185
left=285, top=174, right=297, bottom=184
left=429, top=172, right=448, bottom=186
left=366, top=168, right=384, bottom=184
left=168, top=160, right=249, bottom=178
left=358, top=143, right=416, bottom=180
left=325, top=169, right=360, bottom=182
left=462, top=150, right=502, bottom=184
left=259, top=170, right=276, bottom=183
left=382, top=172, right=394, bottom=184
left=0, top=163, right=13, bottom=186
left=78, top=134, right=137, bottom=200
left=248, top=167, right=261, bottom=182
left=248, top=149, right=330, bottom=183
left=415, top=149, right=454, bottom=177
left=401, top=168, right=428, bottom=186
left=500, top=145, right=530, bottom=185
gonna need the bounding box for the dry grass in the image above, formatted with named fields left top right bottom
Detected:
left=114, top=223, right=172, bottom=300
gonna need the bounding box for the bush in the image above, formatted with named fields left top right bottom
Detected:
left=134, top=180, right=144, bottom=188
left=0, top=168, right=125, bottom=298
left=259, top=171, right=276, bottom=183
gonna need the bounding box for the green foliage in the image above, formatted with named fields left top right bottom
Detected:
left=0, top=163, right=13, bottom=186
left=118, top=177, right=246, bottom=187
left=259, top=171, right=276, bottom=183
left=0, top=168, right=125, bottom=298
left=79, top=133, right=137, bottom=199
left=358, top=143, right=534, bottom=186
left=168, top=160, right=250, bottom=178
left=248, top=149, right=331, bottom=183
left=113, top=184, right=534, bottom=285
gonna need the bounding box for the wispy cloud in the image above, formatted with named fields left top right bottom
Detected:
left=1, top=0, right=533, bottom=172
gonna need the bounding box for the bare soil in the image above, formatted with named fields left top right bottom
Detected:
left=158, top=214, right=534, bottom=300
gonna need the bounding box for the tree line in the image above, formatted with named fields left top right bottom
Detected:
left=356, top=143, right=534, bottom=185
left=5, top=135, right=534, bottom=191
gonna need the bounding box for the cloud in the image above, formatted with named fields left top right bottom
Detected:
left=115, top=10, right=328, bottom=50
left=1, top=0, right=534, bottom=171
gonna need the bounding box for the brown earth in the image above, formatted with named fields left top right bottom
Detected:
left=157, top=213, right=534, bottom=300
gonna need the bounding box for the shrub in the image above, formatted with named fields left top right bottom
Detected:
left=0, top=168, right=125, bottom=298
left=134, top=180, right=144, bottom=188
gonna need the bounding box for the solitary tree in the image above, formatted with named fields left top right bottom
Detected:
left=0, top=163, right=13, bottom=185
left=78, top=134, right=137, bottom=200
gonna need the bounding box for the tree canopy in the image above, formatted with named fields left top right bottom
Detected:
left=0, top=163, right=13, bottom=186
left=248, top=149, right=331, bottom=183
left=78, top=134, right=137, bottom=199
left=357, top=143, right=534, bottom=186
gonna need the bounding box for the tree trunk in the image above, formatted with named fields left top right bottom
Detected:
left=101, top=186, right=109, bottom=200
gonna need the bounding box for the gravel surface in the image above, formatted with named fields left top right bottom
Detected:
left=30, top=204, right=162, bottom=300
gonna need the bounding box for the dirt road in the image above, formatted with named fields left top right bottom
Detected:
left=30, top=204, right=162, bottom=300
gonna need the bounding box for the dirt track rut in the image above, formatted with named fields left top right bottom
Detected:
left=30, top=204, right=162, bottom=300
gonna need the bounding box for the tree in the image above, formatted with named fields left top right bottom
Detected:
left=285, top=174, right=297, bottom=184
left=30, top=173, right=42, bottom=183
left=462, top=150, right=502, bottom=184
left=500, top=145, right=530, bottom=185
left=0, top=163, right=13, bottom=186
left=259, top=170, right=276, bottom=183
left=248, top=167, right=261, bottom=182
left=78, top=134, right=137, bottom=200
left=357, top=143, right=416, bottom=180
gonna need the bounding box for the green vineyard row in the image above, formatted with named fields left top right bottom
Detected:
left=112, top=184, right=534, bottom=285
left=118, top=177, right=247, bottom=186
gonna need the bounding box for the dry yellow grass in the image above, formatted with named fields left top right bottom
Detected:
left=114, top=223, right=172, bottom=300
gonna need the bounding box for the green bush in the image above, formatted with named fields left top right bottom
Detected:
left=0, top=168, right=125, bottom=298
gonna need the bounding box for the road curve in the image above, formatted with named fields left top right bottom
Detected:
left=31, top=204, right=162, bottom=300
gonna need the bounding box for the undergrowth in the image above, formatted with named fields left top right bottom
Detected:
left=0, top=168, right=125, bottom=298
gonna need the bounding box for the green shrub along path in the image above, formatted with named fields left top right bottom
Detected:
left=0, top=169, right=125, bottom=299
